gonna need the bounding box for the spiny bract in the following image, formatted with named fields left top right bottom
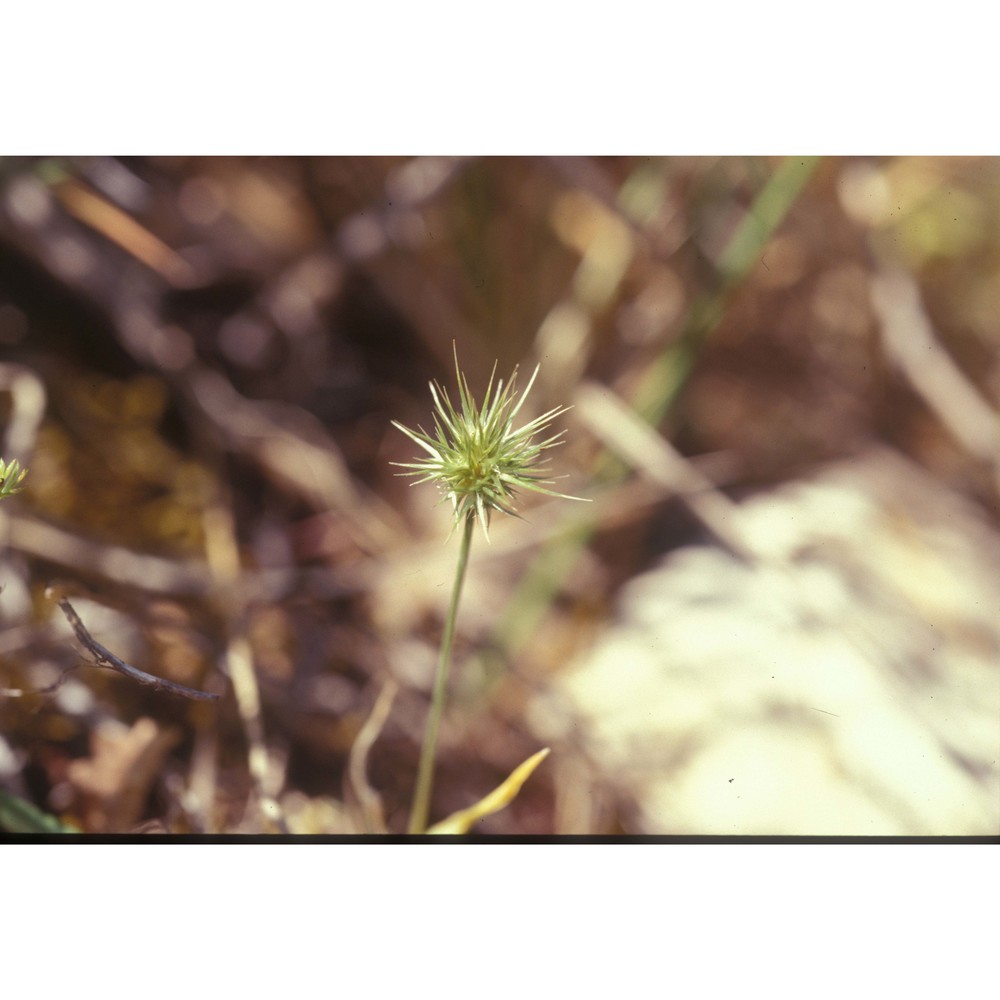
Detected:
left=391, top=347, right=587, bottom=540
left=0, top=457, right=27, bottom=500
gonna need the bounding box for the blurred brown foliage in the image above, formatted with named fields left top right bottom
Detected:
left=1, top=156, right=998, bottom=835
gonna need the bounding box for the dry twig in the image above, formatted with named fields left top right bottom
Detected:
left=871, top=266, right=1000, bottom=480
left=346, top=679, right=398, bottom=833
left=54, top=594, right=221, bottom=702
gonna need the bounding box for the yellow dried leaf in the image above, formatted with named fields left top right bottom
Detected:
left=426, top=748, right=550, bottom=835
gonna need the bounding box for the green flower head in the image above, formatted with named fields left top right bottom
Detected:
left=0, top=457, right=27, bottom=500
left=391, top=347, right=587, bottom=540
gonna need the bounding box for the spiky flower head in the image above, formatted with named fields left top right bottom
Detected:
left=391, top=347, right=587, bottom=540
left=0, top=457, right=27, bottom=500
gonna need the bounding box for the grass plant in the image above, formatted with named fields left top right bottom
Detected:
left=392, top=347, right=587, bottom=833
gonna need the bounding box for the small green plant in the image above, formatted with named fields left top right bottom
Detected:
left=0, top=457, right=27, bottom=500
left=392, top=346, right=587, bottom=833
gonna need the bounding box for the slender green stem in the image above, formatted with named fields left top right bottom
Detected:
left=408, top=511, right=476, bottom=834
left=486, top=156, right=822, bottom=669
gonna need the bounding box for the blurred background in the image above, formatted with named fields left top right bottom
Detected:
left=0, top=155, right=997, bottom=835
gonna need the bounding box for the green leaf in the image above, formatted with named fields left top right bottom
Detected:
left=0, top=789, right=79, bottom=834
